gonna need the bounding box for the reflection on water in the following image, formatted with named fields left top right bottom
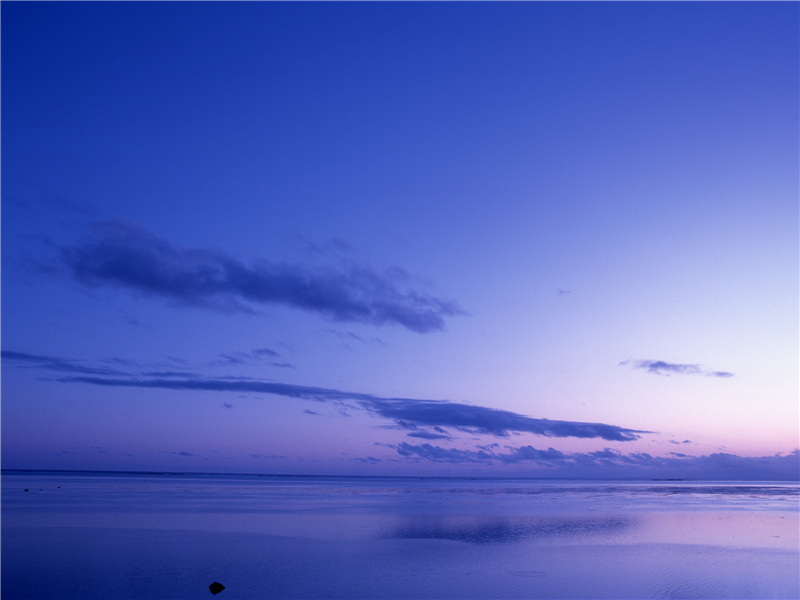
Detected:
left=386, top=514, right=632, bottom=544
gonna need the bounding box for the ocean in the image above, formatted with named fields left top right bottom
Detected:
left=2, top=471, right=798, bottom=599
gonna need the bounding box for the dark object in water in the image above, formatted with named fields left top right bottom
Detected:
left=209, top=582, right=225, bottom=595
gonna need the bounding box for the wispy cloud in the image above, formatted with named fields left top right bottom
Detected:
left=325, top=329, right=387, bottom=347
left=211, top=348, right=293, bottom=369
left=620, top=359, right=734, bottom=378
left=59, top=219, right=463, bottom=333
left=1, top=350, right=130, bottom=377
left=352, top=456, right=383, bottom=464
left=2, top=350, right=202, bottom=380
left=44, top=372, right=647, bottom=442
left=3, top=348, right=289, bottom=378
left=216, top=347, right=280, bottom=362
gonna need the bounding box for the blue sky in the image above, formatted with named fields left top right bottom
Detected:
left=2, top=2, right=798, bottom=479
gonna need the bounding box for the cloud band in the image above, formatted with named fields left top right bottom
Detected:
left=51, top=374, right=648, bottom=442
left=60, top=219, right=462, bottom=333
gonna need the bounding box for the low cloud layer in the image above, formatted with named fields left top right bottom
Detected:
left=60, top=219, right=462, bottom=333
left=620, top=359, right=734, bottom=378
left=394, top=443, right=800, bottom=480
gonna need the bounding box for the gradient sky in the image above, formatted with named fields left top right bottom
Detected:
left=2, top=2, right=798, bottom=479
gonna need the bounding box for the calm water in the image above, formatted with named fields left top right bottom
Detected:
left=2, top=471, right=798, bottom=599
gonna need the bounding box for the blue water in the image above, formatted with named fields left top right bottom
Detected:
left=2, top=471, right=798, bottom=599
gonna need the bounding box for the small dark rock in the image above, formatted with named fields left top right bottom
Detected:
left=24, top=489, right=28, bottom=492
left=209, top=582, right=225, bottom=595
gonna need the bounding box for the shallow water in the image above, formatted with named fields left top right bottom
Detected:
left=2, top=472, right=798, bottom=599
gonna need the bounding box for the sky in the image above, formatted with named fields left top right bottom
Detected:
left=2, top=2, right=798, bottom=479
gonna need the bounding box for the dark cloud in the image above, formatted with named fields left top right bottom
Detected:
left=60, top=219, right=463, bottom=332
left=396, top=442, right=495, bottom=464
left=407, top=431, right=453, bottom=440
left=54, top=373, right=648, bottom=442
left=141, top=370, right=199, bottom=378
left=393, top=443, right=566, bottom=465
left=620, top=359, right=734, bottom=378
left=499, top=446, right=567, bottom=463
left=368, top=397, right=647, bottom=441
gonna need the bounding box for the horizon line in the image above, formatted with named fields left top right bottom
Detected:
left=3, top=468, right=798, bottom=483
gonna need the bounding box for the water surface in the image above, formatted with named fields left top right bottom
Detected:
left=2, top=471, right=798, bottom=599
